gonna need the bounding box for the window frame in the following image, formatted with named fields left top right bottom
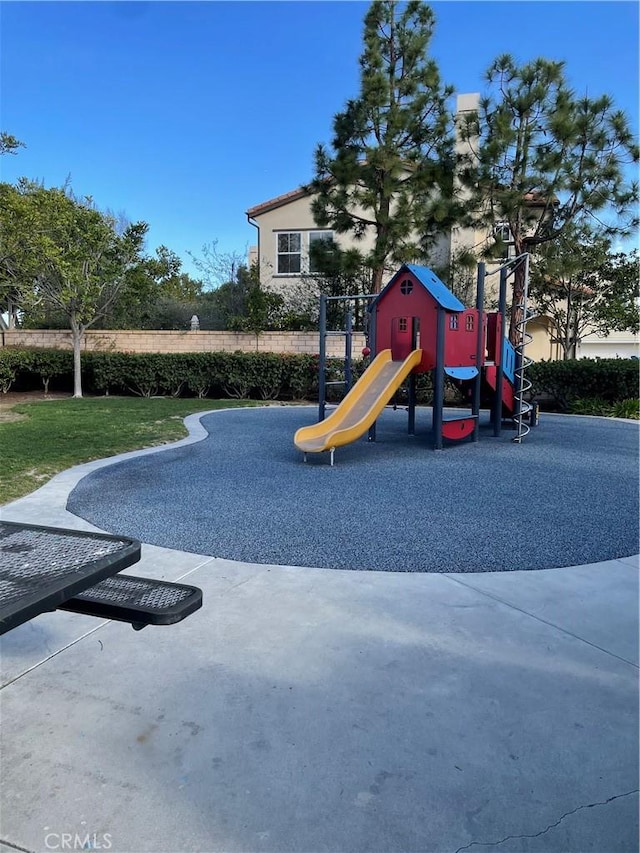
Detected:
left=274, top=230, right=335, bottom=276
left=276, top=231, right=302, bottom=275
left=307, top=230, right=334, bottom=274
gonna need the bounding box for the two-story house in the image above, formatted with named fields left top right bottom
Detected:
left=246, top=94, right=638, bottom=362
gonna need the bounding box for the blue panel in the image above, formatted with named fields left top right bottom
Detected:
left=444, top=366, right=478, bottom=381
left=406, top=264, right=466, bottom=312
left=372, top=264, right=466, bottom=313
left=502, top=339, right=516, bottom=385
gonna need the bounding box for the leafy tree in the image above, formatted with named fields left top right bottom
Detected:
left=208, top=265, right=253, bottom=324
left=309, top=0, right=455, bottom=292
left=1, top=133, right=31, bottom=328
left=187, top=240, right=247, bottom=291
left=13, top=182, right=147, bottom=396
left=151, top=246, right=202, bottom=301
left=458, top=54, right=639, bottom=342
left=0, top=181, right=37, bottom=329
left=226, top=263, right=285, bottom=345
left=0, top=132, right=25, bottom=156
left=106, top=245, right=202, bottom=329
left=306, top=238, right=373, bottom=329
left=433, top=246, right=478, bottom=307
left=588, top=249, right=640, bottom=337
left=530, top=227, right=640, bottom=358
left=237, top=284, right=285, bottom=348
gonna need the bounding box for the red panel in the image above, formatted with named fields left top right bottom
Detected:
left=444, top=309, right=480, bottom=367
left=485, top=365, right=497, bottom=391
left=486, top=313, right=503, bottom=365
left=502, top=377, right=514, bottom=412
left=484, top=367, right=515, bottom=412
left=374, top=272, right=438, bottom=371
left=442, top=418, right=476, bottom=440
left=390, top=316, right=414, bottom=361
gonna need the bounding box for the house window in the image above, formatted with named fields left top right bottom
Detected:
left=494, top=222, right=513, bottom=244
left=465, top=315, right=475, bottom=331
left=494, top=222, right=515, bottom=260
left=398, top=318, right=408, bottom=332
left=308, top=231, right=333, bottom=273
left=400, top=278, right=414, bottom=295
left=449, top=315, right=459, bottom=330
left=277, top=232, right=301, bottom=274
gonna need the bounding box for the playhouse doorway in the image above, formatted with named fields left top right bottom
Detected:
left=391, top=316, right=420, bottom=361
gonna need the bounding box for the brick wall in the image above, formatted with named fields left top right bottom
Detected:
left=2, top=329, right=367, bottom=358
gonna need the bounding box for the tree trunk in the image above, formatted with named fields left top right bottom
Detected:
left=70, top=318, right=83, bottom=398
left=373, top=198, right=391, bottom=294
left=562, top=324, right=571, bottom=359
left=508, top=250, right=525, bottom=346
left=564, top=289, right=573, bottom=359
left=7, top=296, right=16, bottom=329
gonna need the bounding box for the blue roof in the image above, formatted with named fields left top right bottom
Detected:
left=373, top=264, right=465, bottom=312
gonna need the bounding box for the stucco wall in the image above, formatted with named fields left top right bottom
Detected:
left=252, top=189, right=452, bottom=303
left=2, top=329, right=367, bottom=358
left=577, top=329, right=640, bottom=360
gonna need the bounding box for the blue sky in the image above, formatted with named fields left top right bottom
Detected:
left=1, top=1, right=638, bottom=279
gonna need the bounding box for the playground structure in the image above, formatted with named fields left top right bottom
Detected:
left=294, top=255, right=537, bottom=464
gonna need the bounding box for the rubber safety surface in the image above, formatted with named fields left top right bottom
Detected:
left=68, top=407, right=639, bottom=573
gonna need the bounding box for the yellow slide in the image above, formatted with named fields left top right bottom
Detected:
left=294, top=349, right=423, bottom=463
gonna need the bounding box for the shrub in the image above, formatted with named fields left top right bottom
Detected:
left=0, top=347, right=34, bottom=393
left=183, top=353, right=218, bottom=399
left=568, top=397, right=614, bottom=417
left=529, top=358, right=639, bottom=411
left=1, top=347, right=637, bottom=415
left=611, top=399, right=640, bottom=420
left=282, top=354, right=319, bottom=400
left=30, top=349, right=74, bottom=395
left=220, top=352, right=254, bottom=399
left=249, top=353, right=285, bottom=400
left=84, top=352, right=130, bottom=395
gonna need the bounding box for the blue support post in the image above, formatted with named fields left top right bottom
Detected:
left=318, top=294, right=327, bottom=421
left=344, top=309, right=353, bottom=394
left=408, top=316, right=419, bottom=435
left=472, top=263, right=485, bottom=441
left=368, top=301, right=377, bottom=442
left=433, top=307, right=446, bottom=450
left=492, top=268, right=508, bottom=437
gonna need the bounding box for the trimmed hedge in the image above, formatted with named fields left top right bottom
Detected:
left=1, top=347, right=638, bottom=412
left=529, top=358, right=639, bottom=411
left=0, top=347, right=323, bottom=401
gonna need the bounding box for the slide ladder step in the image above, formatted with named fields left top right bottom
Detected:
left=442, top=415, right=477, bottom=441
left=59, top=574, right=202, bottom=630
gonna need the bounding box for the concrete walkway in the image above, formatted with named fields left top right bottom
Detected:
left=1, top=411, right=638, bottom=853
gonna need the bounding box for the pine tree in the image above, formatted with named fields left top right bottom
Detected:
left=458, top=55, right=639, bottom=342
left=309, top=0, right=455, bottom=293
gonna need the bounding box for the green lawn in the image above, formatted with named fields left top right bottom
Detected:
left=0, top=396, right=259, bottom=505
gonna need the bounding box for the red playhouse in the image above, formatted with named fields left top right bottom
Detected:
left=368, top=260, right=531, bottom=449
left=294, top=256, right=535, bottom=464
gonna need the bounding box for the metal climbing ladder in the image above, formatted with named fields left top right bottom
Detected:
left=484, top=253, right=536, bottom=442
left=511, top=254, right=536, bottom=443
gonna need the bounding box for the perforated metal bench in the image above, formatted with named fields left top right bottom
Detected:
left=0, top=521, right=203, bottom=635
left=59, top=573, right=203, bottom=631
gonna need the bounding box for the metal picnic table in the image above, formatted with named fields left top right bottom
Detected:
left=0, top=521, right=202, bottom=635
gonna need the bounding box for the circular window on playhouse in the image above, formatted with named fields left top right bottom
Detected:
left=400, top=278, right=413, bottom=295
